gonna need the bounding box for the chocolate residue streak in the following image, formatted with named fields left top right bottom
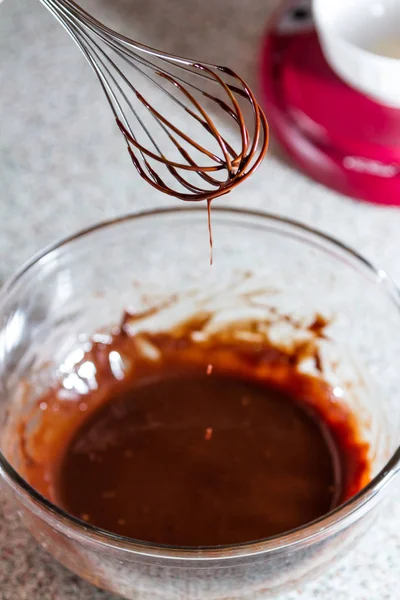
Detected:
left=10, top=313, right=370, bottom=547
left=309, top=314, right=328, bottom=337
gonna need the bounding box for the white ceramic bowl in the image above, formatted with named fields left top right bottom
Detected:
left=313, top=0, right=400, bottom=107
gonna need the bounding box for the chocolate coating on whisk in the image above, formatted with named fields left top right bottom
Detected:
left=117, top=65, right=269, bottom=201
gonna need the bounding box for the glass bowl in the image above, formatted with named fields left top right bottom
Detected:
left=0, top=207, right=399, bottom=600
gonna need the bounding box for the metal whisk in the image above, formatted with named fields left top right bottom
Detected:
left=39, top=0, right=268, bottom=201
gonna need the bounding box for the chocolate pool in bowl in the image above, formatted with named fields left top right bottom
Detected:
left=0, top=208, right=399, bottom=600
left=12, top=309, right=369, bottom=546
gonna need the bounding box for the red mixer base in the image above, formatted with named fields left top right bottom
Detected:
left=260, top=0, right=400, bottom=205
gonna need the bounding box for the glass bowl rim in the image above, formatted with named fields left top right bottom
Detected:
left=1, top=206, right=399, bottom=560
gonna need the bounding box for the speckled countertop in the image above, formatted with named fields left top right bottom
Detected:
left=1, top=0, right=400, bottom=599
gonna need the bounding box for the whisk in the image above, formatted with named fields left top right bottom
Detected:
left=39, top=0, right=268, bottom=201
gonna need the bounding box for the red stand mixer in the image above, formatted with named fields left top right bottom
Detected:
left=260, top=0, right=400, bottom=205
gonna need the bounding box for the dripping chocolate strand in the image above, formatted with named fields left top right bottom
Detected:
left=207, top=198, right=213, bottom=266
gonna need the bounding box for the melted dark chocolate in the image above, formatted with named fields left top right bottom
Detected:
left=57, top=373, right=339, bottom=545
left=14, top=312, right=370, bottom=547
